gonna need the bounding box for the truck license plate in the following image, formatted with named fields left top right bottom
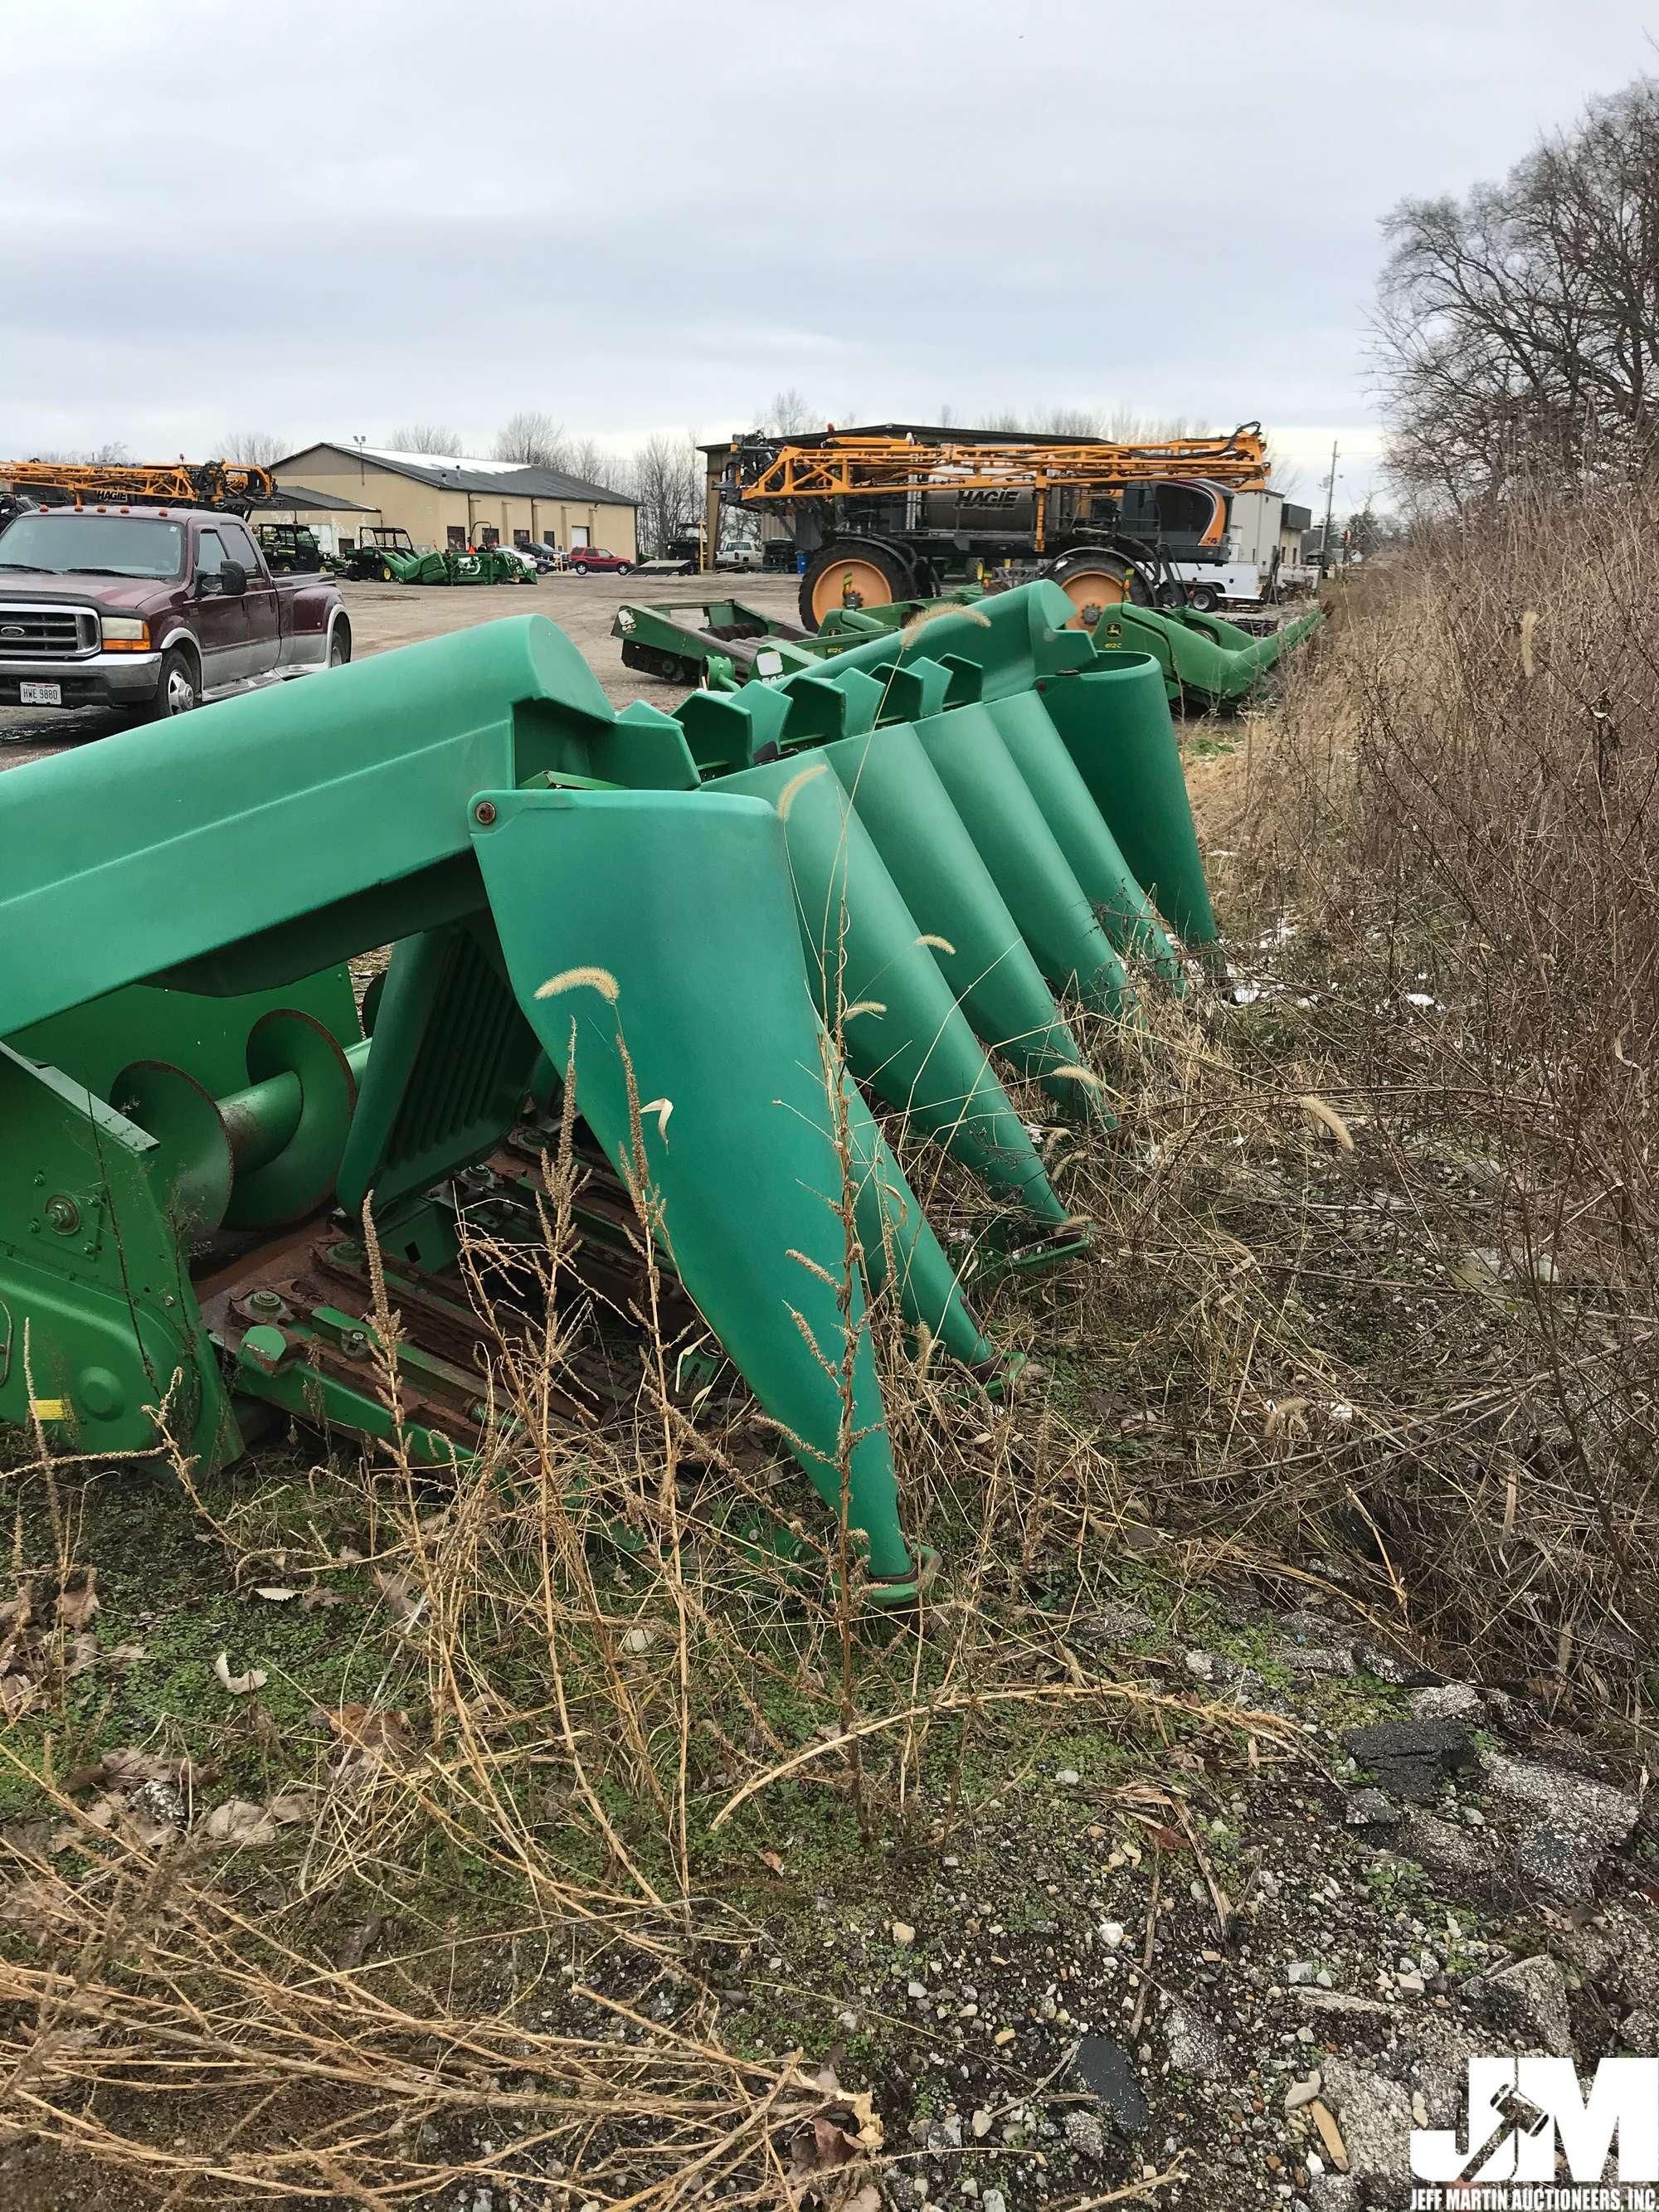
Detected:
left=19, top=682, right=61, bottom=706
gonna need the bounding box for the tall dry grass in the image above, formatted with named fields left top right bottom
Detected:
left=1199, top=480, right=1659, bottom=1713
left=5, top=523, right=1657, bottom=2197
left=0, top=1064, right=1283, bottom=2205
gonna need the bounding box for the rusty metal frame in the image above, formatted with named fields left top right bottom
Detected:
left=732, top=425, right=1270, bottom=504
left=0, top=459, right=277, bottom=510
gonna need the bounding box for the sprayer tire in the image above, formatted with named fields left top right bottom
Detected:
left=800, top=542, right=910, bottom=630
left=1046, top=545, right=1151, bottom=628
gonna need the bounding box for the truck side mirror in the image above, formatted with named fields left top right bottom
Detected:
left=220, top=561, right=248, bottom=596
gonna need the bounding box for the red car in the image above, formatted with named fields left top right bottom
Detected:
left=567, top=547, right=633, bottom=576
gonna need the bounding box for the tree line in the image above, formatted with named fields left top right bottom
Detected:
left=1375, top=77, right=1659, bottom=512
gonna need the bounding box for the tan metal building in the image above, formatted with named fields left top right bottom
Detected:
left=273, top=444, right=638, bottom=560
left=258, top=483, right=382, bottom=558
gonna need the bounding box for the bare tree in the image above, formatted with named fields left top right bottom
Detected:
left=493, top=411, right=566, bottom=469
left=383, top=423, right=463, bottom=456
left=221, top=430, right=286, bottom=467
left=560, top=435, right=622, bottom=490
left=1342, top=504, right=1404, bottom=559
left=757, top=386, right=815, bottom=436
left=12, top=440, right=131, bottom=464
left=627, top=432, right=703, bottom=559
left=1034, top=406, right=1104, bottom=437
left=1102, top=406, right=1202, bottom=442
left=1374, top=78, right=1659, bottom=510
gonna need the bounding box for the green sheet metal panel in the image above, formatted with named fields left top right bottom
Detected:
left=471, top=782, right=917, bottom=1586
left=1037, top=659, right=1219, bottom=951
left=708, top=752, right=1069, bottom=1223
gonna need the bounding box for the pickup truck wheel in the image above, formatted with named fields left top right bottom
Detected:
left=132, top=646, right=199, bottom=722
left=328, top=624, right=352, bottom=667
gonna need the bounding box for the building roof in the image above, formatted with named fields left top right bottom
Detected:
left=262, top=482, right=380, bottom=515
left=698, top=422, right=1118, bottom=454
left=277, top=443, right=636, bottom=508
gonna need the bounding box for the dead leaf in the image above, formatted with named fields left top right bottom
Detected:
left=95, top=1747, right=206, bottom=1791
left=319, top=1703, right=410, bottom=1748
left=55, top=1571, right=99, bottom=1632
left=268, top=1791, right=315, bottom=1826
left=1264, top=1396, right=1311, bottom=1441
left=793, top=2117, right=860, bottom=2179
left=1308, top=2098, right=1348, bottom=2172
left=1297, top=1095, right=1354, bottom=1150
left=201, top=1799, right=278, bottom=1848
left=372, top=1570, right=424, bottom=1626
left=214, top=1651, right=268, bottom=1696
left=316, top=1704, right=412, bottom=1784
left=757, top=1848, right=785, bottom=1875
left=0, top=1677, right=38, bottom=1721
left=104, top=1642, right=146, bottom=1666
left=301, top=1587, right=344, bottom=1612
left=0, top=1820, right=53, bottom=1862
left=334, top=1913, right=383, bottom=1969
left=254, top=1586, right=299, bottom=1603
left=784, top=2064, right=884, bottom=2208
left=63, top=1631, right=100, bottom=1679
left=0, top=1874, right=79, bottom=1944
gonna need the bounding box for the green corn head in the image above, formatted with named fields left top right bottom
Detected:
left=377, top=547, right=536, bottom=586
left=0, top=583, right=1215, bottom=1596
left=614, top=586, right=1320, bottom=717
left=1090, top=601, right=1324, bottom=711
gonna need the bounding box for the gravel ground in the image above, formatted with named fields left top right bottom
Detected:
left=0, top=569, right=808, bottom=770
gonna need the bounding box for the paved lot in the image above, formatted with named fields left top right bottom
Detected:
left=0, top=569, right=808, bottom=771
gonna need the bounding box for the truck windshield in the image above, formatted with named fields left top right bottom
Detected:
left=0, top=514, right=187, bottom=579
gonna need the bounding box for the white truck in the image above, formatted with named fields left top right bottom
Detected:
left=1160, top=561, right=1262, bottom=611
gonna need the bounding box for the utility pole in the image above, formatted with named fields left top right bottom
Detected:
left=1320, top=439, right=1338, bottom=573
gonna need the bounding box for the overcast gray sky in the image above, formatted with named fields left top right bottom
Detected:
left=6, top=0, right=1657, bottom=513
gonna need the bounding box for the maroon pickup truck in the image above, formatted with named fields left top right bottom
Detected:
left=0, top=503, right=350, bottom=720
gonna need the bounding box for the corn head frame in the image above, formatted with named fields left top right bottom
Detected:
left=0, top=584, right=1219, bottom=1601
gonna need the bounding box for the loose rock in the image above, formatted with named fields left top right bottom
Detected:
left=1320, top=2059, right=1413, bottom=2185
left=1162, top=2001, right=1229, bottom=2085
left=1464, top=1954, right=1575, bottom=2058
left=1344, top=1787, right=1401, bottom=1828
left=1397, top=1810, right=1515, bottom=1908
left=1411, top=1682, right=1483, bottom=1723
left=1516, top=1822, right=1608, bottom=1903
left=1063, top=2107, right=1107, bottom=2161
left=1073, top=2034, right=1149, bottom=2133
left=1297, top=1989, right=1392, bottom=2018
left=1481, top=1753, right=1639, bottom=1849
left=1342, top=1719, right=1478, bottom=1803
